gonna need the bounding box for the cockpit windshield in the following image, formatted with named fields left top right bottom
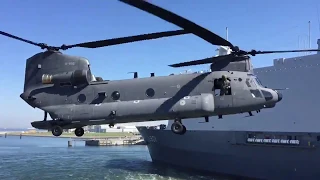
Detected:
left=254, top=77, right=264, bottom=87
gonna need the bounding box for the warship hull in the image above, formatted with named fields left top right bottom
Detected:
left=137, top=49, right=320, bottom=179
left=138, top=129, right=320, bottom=179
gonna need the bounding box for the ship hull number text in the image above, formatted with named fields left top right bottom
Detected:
left=148, top=136, right=157, bottom=143
left=247, top=138, right=300, bottom=145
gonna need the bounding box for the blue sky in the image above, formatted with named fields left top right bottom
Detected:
left=1, top=0, right=320, bottom=128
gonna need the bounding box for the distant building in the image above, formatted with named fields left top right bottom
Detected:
left=93, top=125, right=102, bottom=132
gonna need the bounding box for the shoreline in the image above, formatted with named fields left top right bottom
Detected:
left=4, top=132, right=139, bottom=139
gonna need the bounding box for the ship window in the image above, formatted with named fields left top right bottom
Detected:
left=317, top=136, right=320, bottom=141
left=145, top=88, right=155, bottom=97
left=264, top=134, right=271, bottom=139
left=111, top=91, right=120, bottom=100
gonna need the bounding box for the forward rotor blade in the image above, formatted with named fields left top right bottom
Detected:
left=248, top=49, right=320, bottom=56
left=119, top=0, right=234, bottom=48
left=169, top=55, right=233, bottom=68
left=0, top=31, right=48, bottom=49
left=272, top=88, right=289, bottom=90
left=61, top=29, right=189, bottom=49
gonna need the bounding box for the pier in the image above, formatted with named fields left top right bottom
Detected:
left=68, top=135, right=147, bottom=147
left=1, top=131, right=147, bottom=147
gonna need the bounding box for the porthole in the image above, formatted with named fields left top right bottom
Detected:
left=146, top=88, right=155, bottom=97
left=78, top=94, right=86, bottom=103
left=111, top=91, right=120, bottom=100
left=238, top=78, right=242, bottom=82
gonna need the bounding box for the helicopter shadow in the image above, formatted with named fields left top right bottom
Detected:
left=156, top=73, right=211, bottom=114
left=103, top=158, right=242, bottom=180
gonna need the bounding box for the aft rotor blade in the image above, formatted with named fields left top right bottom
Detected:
left=119, top=0, right=234, bottom=48
left=248, top=49, right=320, bottom=56
left=0, top=31, right=48, bottom=49
left=61, top=29, right=189, bottom=49
left=169, top=55, right=233, bottom=68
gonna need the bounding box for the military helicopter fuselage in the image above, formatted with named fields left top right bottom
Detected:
left=8, top=0, right=314, bottom=138
left=20, top=51, right=282, bottom=137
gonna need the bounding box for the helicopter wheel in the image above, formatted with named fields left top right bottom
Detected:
left=171, top=119, right=186, bottom=135
left=109, top=124, right=114, bottom=128
left=74, top=127, right=84, bottom=137
left=51, top=125, right=63, bottom=137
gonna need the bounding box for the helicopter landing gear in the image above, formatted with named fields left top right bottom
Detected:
left=51, top=125, right=63, bottom=137
left=171, top=118, right=186, bottom=135
left=74, top=127, right=84, bottom=137
left=43, top=111, right=47, bottom=121
left=109, top=123, right=114, bottom=128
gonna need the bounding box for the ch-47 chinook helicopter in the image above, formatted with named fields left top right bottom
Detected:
left=2, top=0, right=320, bottom=137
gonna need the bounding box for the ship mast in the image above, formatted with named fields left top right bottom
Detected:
left=309, top=21, right=311, bottom=53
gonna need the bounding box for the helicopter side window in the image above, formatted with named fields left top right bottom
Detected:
left=214, top=78, right=232, bottom=96
left=253, top=77, right=265, bottom=87
left=245, top=78, right=251, bottom=87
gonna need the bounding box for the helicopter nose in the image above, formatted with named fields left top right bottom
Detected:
left=261, top=89, right=282, bottom=103
left=277, top=91, right=283, bottom=102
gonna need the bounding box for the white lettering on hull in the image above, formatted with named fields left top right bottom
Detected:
left=247, top=138, right=299, bottom=145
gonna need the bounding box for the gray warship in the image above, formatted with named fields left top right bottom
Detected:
left=136, top=39, right=320, bottom=180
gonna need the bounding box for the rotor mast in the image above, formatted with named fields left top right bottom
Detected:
left=216, top=27, right=232, bottom=56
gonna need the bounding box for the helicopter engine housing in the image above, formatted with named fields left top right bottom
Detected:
left=42, top=69, right=90, bottom=86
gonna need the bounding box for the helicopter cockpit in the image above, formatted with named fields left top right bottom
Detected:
left=247, top=74, right=282, bottom=105
left=253, top=76, right=265, bottom=88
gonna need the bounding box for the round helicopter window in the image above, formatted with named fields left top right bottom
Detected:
left=146, top=88, right=155, bottom=97
left=78, top=94, right=86, bottom=103
left=111, top=91, right=120, bottom=100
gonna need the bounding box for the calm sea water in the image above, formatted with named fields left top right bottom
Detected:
left=0, top=136, right=227, bottom=180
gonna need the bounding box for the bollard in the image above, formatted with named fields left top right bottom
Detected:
left=68, top=140, right=72, bottom=147
left=20, top=134, right=22, bottom=139
left=5, top=133, right=7, bottom=138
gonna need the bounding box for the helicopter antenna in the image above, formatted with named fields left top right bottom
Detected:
left=317, top=6, right=320, bottom=36
left=308, top=21, right=311, bottom=52
left=226, top=27, right=228, bottom=41
left=128, top=72, right=138, bottom=78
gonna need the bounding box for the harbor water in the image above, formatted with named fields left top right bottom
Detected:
left=0, top=135, right=227, bottom=180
